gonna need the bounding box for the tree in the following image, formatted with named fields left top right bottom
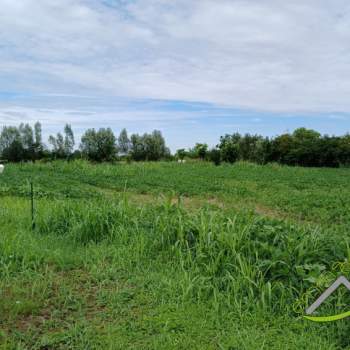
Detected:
left=290, top=128, right=321, bottom=166
left=130, top=134, right=146, bottom=161
left=237, top=134, right=268, bottom=163
left=49, top=124, right=75, bottom=159
left=33, top=122, right=44, bottom=160
left=193, top=143, right=208, bottom=160
left=176, top=149, right=187, bottom=160
left=19, top=123, right=34, bottom=160
left=0, top=126, right=21, bottom=152
left=271, top=133, right=295, bottom=165
left=208, top=148, right=221, bottom=166
left=34, top=122, right=42, bottom=147
left=243, top=135, right=271, bottom=164
left=49, top=132, right=65, bottom=159
left=80, top=128, right=117, bottom=162
left=319, top=136, right=341, bottom=167
left=0, top=126, right=24, bottom=162
left=144, top=130, right=169, bottom=161
left=2, top=139, right=24, bottom=162
left=338, top=134, right=350, bottom=166
left=130, top=130, right=170, bottom=161
left=64, top=124, right=75, bottom=158
left=118, top=128, right=131, bottom=155
left=0, top=122, right=45, bottom=162
left=218, top=134, right=240, bottom=163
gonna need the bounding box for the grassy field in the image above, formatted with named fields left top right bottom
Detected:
left=1, top=160, right=350, bottom=349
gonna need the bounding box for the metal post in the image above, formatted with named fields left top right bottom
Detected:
left=30, top=181, right=35, bottom=230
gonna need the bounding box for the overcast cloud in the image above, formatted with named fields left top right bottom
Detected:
left=1, top=0, right=350, bottom=149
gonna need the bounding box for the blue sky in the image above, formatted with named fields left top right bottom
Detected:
left=0, top=0, right=350, bottom=151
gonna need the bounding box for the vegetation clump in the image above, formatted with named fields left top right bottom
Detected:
left=1, top=123, right=350, bottom=167
left=1, top=161, right=350, bottom=348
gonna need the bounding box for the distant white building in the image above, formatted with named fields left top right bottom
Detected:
left=0, top=164, right=4, bottom=174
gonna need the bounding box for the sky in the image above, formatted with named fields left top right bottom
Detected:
left=0, top=0, right=350, bottom=151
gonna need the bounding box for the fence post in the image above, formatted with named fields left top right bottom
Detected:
left=30, top=181, right=35, bottom=230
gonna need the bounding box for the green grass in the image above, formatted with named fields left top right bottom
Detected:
left=2, top=160, right=350, bottom=228
left=1, top=161, right=350, bottom=349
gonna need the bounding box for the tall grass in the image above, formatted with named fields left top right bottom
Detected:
left=33, top=196, right=346, bottom=317
left=2, top=162, right=350, bottom=348
left=2, top=160, right=350, bottom=228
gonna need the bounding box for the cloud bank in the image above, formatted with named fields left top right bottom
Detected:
left=1, top=0, right=350, bottom=112
left=0, top=0, right=350, bottom=149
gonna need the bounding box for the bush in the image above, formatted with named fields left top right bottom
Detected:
left=208, top=148, right=221, bottom=166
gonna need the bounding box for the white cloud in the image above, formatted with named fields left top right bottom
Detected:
left=1, top=0, right=350, bottom=114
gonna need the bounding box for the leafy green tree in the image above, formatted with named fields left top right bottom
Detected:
left=0, top=126, right=24, bottom=162
left=238, top=134, right=254, bottom=160
left=2, top=139, right=24, bottom=162
left=49, top=124, right=75, bottom=159
left=253, top=137, right=272, bottom=164
left=130, top=130, right=169, bottom=161
left=319, top=136, right=341, bottom=167
left=64, top=124, right=75, bottom=158
left=80, top=128, right=117, bottom=162
left=118, top=128, right=131, bottom=155
left=34, top=122, right=42, bottom=147
left=289, top=128, right=321, bottom=166
left=0, top=126, right=20, bottom=152
left=208, top=148, right=221, bottom=166
left=33, top=122, right=44, bottom=160
left=176, top=149, right=187, bottom=160
left=193, top=143, right=208, bottom=160
left=271, top=133, right=295, bottom=165
left=0, top=122, right=45, bottom=162
left=130, top=134, right=146, bottom=161
left=218, top=134, right=240, bottom=163
left=49, top=132, right=65, bottom=158
left=338, top=134, right=350, bottom=166
left=144, top=130, right=169, bottom=161
left=238, top=134, right=268, bottom=163
left=19, top=123, right=35, bottom=160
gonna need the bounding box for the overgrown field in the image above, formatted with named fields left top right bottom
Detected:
left=1, top=161, right=350, bottom=349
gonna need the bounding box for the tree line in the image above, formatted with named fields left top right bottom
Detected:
left=176, top=128, right=350, bottom=167
left=0, top=123, right=170, bottom=162
left=1, top=123, right=350, bottom=167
